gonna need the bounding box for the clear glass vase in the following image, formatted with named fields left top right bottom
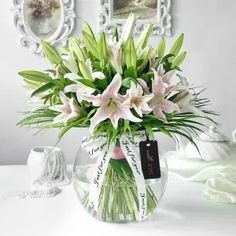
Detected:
left=73, top=133, right=168, bottom=223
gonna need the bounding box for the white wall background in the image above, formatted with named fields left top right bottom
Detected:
left=1, top=0, right=236, bottom=165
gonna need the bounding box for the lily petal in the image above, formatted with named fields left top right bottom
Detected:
left=142, top=93, right=154, bottom=103
left=69, top=98, right=80, bottom=114
left=85, top=59, right=93, bottom=73
left=137, top=78, right=149, bottom=93
left=163, top=70, right=175, bottom=82
left=64, top=73, right=82, bottom=82
left=64, top=84, right=79, bottom=93
left=103, top=73, right=122, bottom=96
left=53, top=113, right=68, bottom=124
left=153, top=107, right=166, bottom=120
left=159, top=100, right=179, bottom=113
left=118, top=103, right=142, bottom=123
left=50, top=105, right=66, bottom=113
left=157, top=64, right=165, bottom=77
left=83, top=94, right=103, bottom=106
left=133, top=103, right=143, bottom=117
left=62, top=54, right=78, bottom=74
left=59, top=92, right=69, bottom=105
left=141, top=102, right=153, bottom=114
left=92, top=71, right=105, bottom=80
left=165, top=85, right=178, bottom=95
left=108, top=45, right=123, bottom=74
left=90, top=106, right=110, bottom=132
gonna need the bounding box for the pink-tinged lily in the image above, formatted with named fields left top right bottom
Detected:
left=173, top=91, right=205, bottom=116
left=50, top=92, right=80, bottom=123
left=156, top=64, right=176, bottom=84
left=62, top=53, right=78, bottom=74
left=83, top=73, right=142, bottom=131
left=64, top=73, right=95, bottom=102
left=173, top=74, right=205, bottom=115
left=124, top=81, right=153, bottom=117
left=149, top=70, right=179, bottom=120
left=64, top=83, right=95, bottom=103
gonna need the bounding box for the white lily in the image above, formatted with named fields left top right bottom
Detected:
left=83, top=73, right=142, bottom=132
left=149, top=70, right=179, bottom=120
left=124, top=81, right=153, bottom=117
left=79, top=59, right=105, bottom=80
left=50, top=92, right=80, bottom=123
left=62, top=52, right=78, bottom=74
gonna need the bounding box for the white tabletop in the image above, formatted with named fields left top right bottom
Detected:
left=0, top=165, right=235, bottom=236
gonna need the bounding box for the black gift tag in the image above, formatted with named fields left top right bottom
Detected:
left=139, top=140, right=161, bottom=179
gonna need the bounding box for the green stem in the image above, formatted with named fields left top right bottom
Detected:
left=82, top=159, right=158, bottom=222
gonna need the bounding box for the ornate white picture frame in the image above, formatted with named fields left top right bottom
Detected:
left=12, top=0, right=76, bottom=54
left=100, top=0, right=172, bottom=36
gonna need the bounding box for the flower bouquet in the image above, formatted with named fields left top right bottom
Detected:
left=18, top=14, right=215, bottom=223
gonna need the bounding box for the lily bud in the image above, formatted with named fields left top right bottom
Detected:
left=79, top=61, right=93, bottom=80
left=118, top=13, right=137, bottom=47
left=136, top=24, right=153, bottom=53
left=62, top=52, right=79, bottom=74
left=68, top=37, right=87, bottom=62
left=124, top=37, right=137, bottom=69
left=108, top=45, right=123, bottom=74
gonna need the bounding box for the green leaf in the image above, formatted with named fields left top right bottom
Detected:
left=98, top=32, right=108, bottom=60
left=83, top=22, right=96, bottom=39
left=124, top=66, right=136, bottom=78
left=169, top=33, right=184, bottom=56
left=124, top=37, right=137, bottom=69
left=157, top=37, right=165, bottom=58
left=161, top=53, right=175, bottom=63
left=18, top=70, right=52, bottom=83
left=82, top=31, right=100, bottom=60
left=144, top=125, right=154, bottom=140
left=122, top=77, right=133, bottom=88
left=41, top=40, right=62, bottom=65
left=31, top=82, right=54, bottom=97
left=96, top=78, right=108, bottom=90
left=172, top=51, right=187, bottom=67
left=79, top=79, right=96, bottom=89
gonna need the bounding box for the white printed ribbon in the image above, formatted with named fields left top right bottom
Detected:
left=81, top=131, right=147, bottom=221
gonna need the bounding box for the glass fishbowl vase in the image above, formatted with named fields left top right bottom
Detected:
left=73, top=133, right=168, bottom=223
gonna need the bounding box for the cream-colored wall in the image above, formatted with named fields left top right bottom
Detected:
left=1, top=0, right=236, bottom=164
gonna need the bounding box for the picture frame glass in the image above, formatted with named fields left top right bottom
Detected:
left=112, top=0, right=158, bottom=21
left=23, top=0, right=62, bottom=40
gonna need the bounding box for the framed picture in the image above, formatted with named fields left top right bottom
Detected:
left=100, top=0, right=172, bottom=36
left=13, top=0, right=76, bottom=54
